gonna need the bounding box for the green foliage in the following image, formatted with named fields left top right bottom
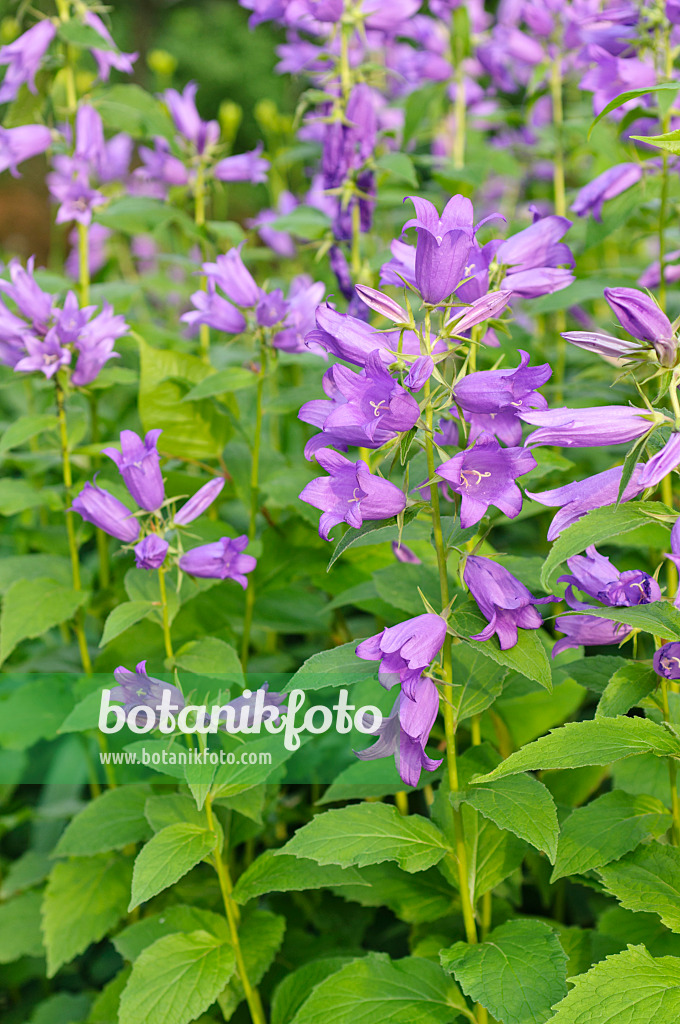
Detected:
left=129, top=823, right=217, bottom=909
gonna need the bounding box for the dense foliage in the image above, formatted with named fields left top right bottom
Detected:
left=3, top=2, right=680, bottom=1023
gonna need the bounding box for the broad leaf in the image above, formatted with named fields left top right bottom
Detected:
left=0, top=889, right=43, bottom=963
left=464, top=773, right=559, bottom=863
left=599, top=843, right=680, bottom=932
left=232, top=850, right=367, bottom=904
left=217, top=909, right=286, bottom=1020
left=129, top=823, right=217, bottom=910
left=0, top=578, right=88, bottom=664
left=283, top=641, right=375, bottom=693
left=99, top=601, right=153, bottom=647
left=54, top=785, right=152, bottom=856
left=597, top=663, right=658, bottom=718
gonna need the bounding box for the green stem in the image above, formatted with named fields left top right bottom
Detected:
left=339, top=20, right=352, bottom=103
left=205, top=795, right=268, bottom=1024
left=77, top=221, right=90, bottom=306
left=241, top=345, right=266, bottom=672
left=194, top=162, right=211, bottom=362
left=661, top=678, right=680, bottom=844
left=453, top=60, right=466, bottom=170
left=56, top=381, right=92, bottom=674
left=424, top=379, right=478, bottom=947
left=158, top=567, right=174, bottom=662
left=659, top=24, right=673, bottom=310
left=550, top=55, right=566, bottom=218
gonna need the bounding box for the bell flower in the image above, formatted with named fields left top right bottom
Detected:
left=464, top=555, right=552, bottom=650
left=355, top=614, right=447, bottom=698
left=437, top=433, right=536, bottom=528
left=102, top=429, right=165, bottom=512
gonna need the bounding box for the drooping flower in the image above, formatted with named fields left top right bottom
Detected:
left=640, top=433, right=680, bottom=489
left=71, top=481, right=140, bottom=542
left=497, top=215, right=574, bottom=297
left=163, top=82, right=220, bottom=155
left=452, top=349, right=550, bottom=445
left=134, top=535, right=169, bottom=570
left=464, top=555, right=552, bottom=650
left=403, top=194, right=475, bottom=304
left=202, top=244, right=262, bottom=308
left=214, top=143, right=269, bottom=183
left=181, top=283, right=247, bottom=335
left=603, top=287, right=676, bottom=366
left=520, top=406, right=662, bottom=448
left=436, top=434, right=536, bottom=528
left=561, top=331, right=644, bottom=361
left=525, top=464, right=646, bottom=541
left=355, top=676, right=443, bottom=787
left=392, top=541, right=420, bottom=564
left=299, top=448, right=406, bottom=541
left=309, top=305, right=439, bottom=368
left=572, top=163, right=643, bottom=221
left=0, top=20, right=56, bottom=104
left=179, top=535, right=256, bottom=588
left=83, top=11, right=138, bottom=82
left=559, top=546, right=661, bottom=609
left=174, top=477, right=225, bottom=525
left=665, top=517, right=680, bottom=611
left=654, top=641, right=680, bottom=680
left=553, top=615, right=632, bottom=658
left=0, top=124, right=52, bottom=177
left=102, top=429, right=165, bottom=512
left=111, top=661, right=185, bottom=723
left=355, top=614, right=447, bottom=698
left=298, top=349, right=420, bottom=459
left=219, top=683, right=287, bottom=731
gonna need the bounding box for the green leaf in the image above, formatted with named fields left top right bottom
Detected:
left=182, top=367, right=258, bottom=401
left=28, top=992, right=91, bottom=1024
left=631, top=127, right=680, bottom=153
left=0, top=578, right=88, bottom=664
left=474, top=717, right=680, bottom=782
left=0, top=478, right=61, bottom=515
left=0, top=849, right=51, bottom=898
left=54, top=786, right=152, bottom=857
left=129, top=824, right=217, bottom=910
left=588, top=82, right=680, bottom=136
left=93, top=84, right=174, bottom=139
left=0, top=889, right=44, bottom=963
left=99, top=601, right=153, bottom=647
left=597, top=663, right=658, bottom=718
left=114, top=905, right=229, bottom=962
left=548, top=945, right=680, bottom=1023
left=599, top=843, right=680, bottom=932
left=174, top=637, right=244, bottom=683
left=289, top=952, right=467, bottom=1024
left=217, top=909, right=286, bottom=1020
left=118, top=931, right=236, bottom=1024
left=0, top=677, right=74, bottom=749
left=58, top=20, right=117, bottom=50
left=42, top=854, right=132, bottom=976
left=269, top=205, right=331, bottom=240
left=0, top=414, right=56, bottom=455
left=232, top=850, right=367, bottom=904
left=450, top=644, right=508, bottom=721
left=449, top=601, right=552, bottom=691
left=375, top=152, right=418, bottom=186
left=440, top=919, right=568, bottom=1024
left=551, top=791, right=672, bottom=882
left=540, top=503, right=672, bottom=590
left=272, top=957, right=355, bottom=1024
left=283, top=640, right=376, bottom=693
left=330, top=863, right=455, bottom=924
left=328, top=511, right=419, bottom=570
left=58, top=688, right=104, bottom=734
left=573, top=602, right=680, bottom=641
left=465, top=773, right=559, bottom=863
left=97, top=197, right=175, bottom=234
left=88, top=967, right=131, bottom=1024
left=277, top=803, right=451, bottom=873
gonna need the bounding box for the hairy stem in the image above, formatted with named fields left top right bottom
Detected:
left=659, top=24, right=673, bottom=310
left=241, top=344, right=266, bottom=671
left=194, top=162, right=211, bottom=362
left=158, top=567, right=174, bottom=661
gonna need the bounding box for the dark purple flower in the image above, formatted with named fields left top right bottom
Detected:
left=521, top=405, right=661, bottom=448
left=355, top=614, right=447, bottom=698
left=164, top=82, right=219, bottom=155
left=72, top=481, right=140, bottom=542
left=174, top=477, right=225, bottom=525
left=83, top=12, right=137, bottom=82
left=654, top=641, right=680, bottom=679
left=356, top=676, right=442, bottom=787
left=214, top=143, right=269, bottom=184
left=559, top=545, right=661, bottom=609
left=403, top=194, right=475, bottom=304
left=179, top=535, right=256, bottom=588
left=464, top=554, right=552, bottom=650
left=437, top=433, right=536, bottom=528
left=203, top=244, right=261, bottom=307
left=299, top=349, right=420, bottom=458
left=14, top=330, right=70, bottom=379
left=0, top=20, right=56, bottom=103
left=111, top=661, right=184, bottom=723
left=572, top=164, right=643, bottom=221
left=553, top=615, right=631, bottom=658
left=0, top=124, right=52, bottom=176
left=404, top=355, right=433, bottom=391
left=526, top=464, right=646, bottom=541
left=134, top=535, right=169, bottom=570
left=640, top=433, right=680, bottom=489
left=102, top=429, right=165, bottom=512
left=299, top=447, right=406, bottom=541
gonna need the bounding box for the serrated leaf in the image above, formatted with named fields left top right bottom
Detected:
left=283, top=640, right=375, bottom=693
left=277, top=803, right=451, bottom=873
left=551, top=791, right=671, bottom=882
left=272, top=957, right=355, bottom=1024
left=465, top=773, right=559, bottom=863
left=118, top=930, right=236, bottom=1024
left=174, top=636, right=244, bottom=683
left=217, top=909, right=286, bottom=1020
left=54, top=786, right=152, bottom=857
left=232, top=850, right=367, bottom=904
left=597, top=663, right=658, bottom=718
left=574, top=602, right=680, bottom=641
left=129, top=823, right=217, bottom=910
left=450, top=644, right=508, bottom=721
left=440, top=919, right=568, bottom=1024
left=289, top=952, right=467, bottom=1024
left=328, top=511, right=418, bottom=570
left=631, top=127, right=680, bottom=153
left=0, top=889, right=44, bottom=963
left=449, top=601, right=553, bottom=690
left=474, top=717, right=680, bottom=782
left=42, top=854, right=132, bottom=976
left=548, top=945, right=680, bottom=1023
left=0, top=578, right=88, bottom=664
left=599, top=843, right=680, bottom=932
left=114, top=905, right=229, bottom=962
left=99, top=601, right=153, bottom=647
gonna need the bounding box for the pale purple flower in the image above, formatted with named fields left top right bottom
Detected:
left=164, top=82, right=219, bottom=154
left=14, top=330, right=71, bottom=379
left=72, top=481, right=140, bottom=542
left=299, top=349, right=420, bottom=458
left=521, top=406, right=660, bottom=448
left=83, top=12, right=137, bottom=82
left=453, top=349, right=551, bottom=422
left=47, top=158, right=105, bottom=226
left=0, top=256, right=53, bottom=330
left=220, top=683, right=287, bottom=731
left=355, top=614, right=447, bottom=698
left=214, top=144, right=269, bottom=183
left=102, top=429, right=165, bottom=512
left=309, top=305, right=440, bottom=367
left=247, top=190, right=297, bottom=257
left=392, top=541, right=420, bottom=564
left=181, top=285, right=247, bottom=335
left=604, top=286, right=676, bottom=365
left=561, top=331, right=644, bottom=361
left=526, top=464, right=646, bottom=541
left=640, top=433, right=680, bottom=489
left=136, top=137, right=190, bottom=189
left=553, top=615, right=631, bottom=657
left=202, top=244, right=261, bottom=307
left=379, top=238, right=417, bottom=290
left=299, top=448, right=406, bottom=541
left=111, top=661, right=184, bottom=723
left=572, top=163, right=643, bottom=221
left=666, top=517, right=680, bottom=610
left=464, top=554, right=552, bottom=650
left=174, top=477, right=225, bottom=525
left=0, top=20, right=56, bottom=103
left=256, top=289, right=287, bottom=328
left=437, top=433, right=536, bottom=527
left=356, top=676, right=442, bottom=787
left=404, top=355, right=434, bottom=391
left=497, top=215, right=574, bottom=296
left=0, top=124, right=52, bottom=177
left=134, top=535, right=169, bottom=570
left=179, top=535, right=256, bottom=588
left=447, top=291, right=512, bottom=335
left=356, top=284, right=409, bottom=323
left=271, top=276, right=326, bottom=355
left=70, top=302, right=127, bottom=386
